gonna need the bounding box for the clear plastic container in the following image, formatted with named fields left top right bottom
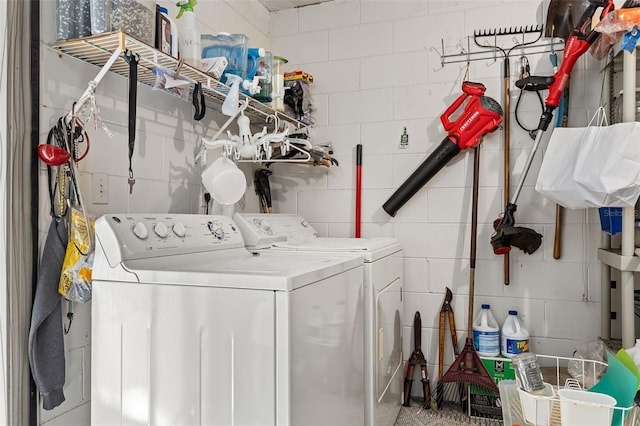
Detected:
left=271, top=55, right=288, bottom=112
left=512, top=352, right=544, bottom=393
left=90, top=0, right=155, bottom=46
left=472, top=304, right=500, bottom=357
left=501, top=310, right=529, bottom=358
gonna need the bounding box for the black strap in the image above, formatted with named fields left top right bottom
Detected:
left=192, top=82, right=206, bottom=120
left=124, top=50, right=139, bottom=182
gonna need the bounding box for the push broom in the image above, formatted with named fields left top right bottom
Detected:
left=439, top=146, right=499, bottom=394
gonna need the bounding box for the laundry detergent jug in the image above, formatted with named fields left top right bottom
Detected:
left=201, top=33, right=249, bottom=84
left=472, top=304, right=500, bottom=357
left=501, top=310, right=529, bottom=358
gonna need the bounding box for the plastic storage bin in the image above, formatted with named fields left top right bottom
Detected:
left=90, top=0, right=155, bottom=46
left=599, top=207, right=622, bottom=235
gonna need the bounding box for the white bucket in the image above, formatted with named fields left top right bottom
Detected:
left=517, top=382, right=554, bottom=426
left=558, top=388, right=616, bottom=426
left=201, top=157, right=247, bottom=205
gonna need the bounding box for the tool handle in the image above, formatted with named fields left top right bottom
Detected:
left=554, top=204, right=563, bottom=259
left=438, top=313, right=445, bottom=378
left=421, top=381, right=431, bottom=405
left=448, top=313, right=459, bottom=357
left=420, top=373, right=431, bottom=404
left=403, top=377, right=414, bottom=407
left=355, top=144, right=362, bottom=237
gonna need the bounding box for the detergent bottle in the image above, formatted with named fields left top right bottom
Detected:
left=501, top=310, right=529, bottom=358
left=472, top=304, right=500, bottom=357
left=176, top=0, right=200, bottom=68
left=156, top=6, right=178, bottom=58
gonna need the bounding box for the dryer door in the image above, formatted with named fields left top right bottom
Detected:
left=376, top=277, right=403, bottom=404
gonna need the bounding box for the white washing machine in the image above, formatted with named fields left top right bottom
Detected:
left=91, top=213, right=365, bottom=426
left=233, top=213, right=404, bottom=426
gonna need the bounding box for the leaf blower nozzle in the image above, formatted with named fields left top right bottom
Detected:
left=382, top=82, right=503, bottom=217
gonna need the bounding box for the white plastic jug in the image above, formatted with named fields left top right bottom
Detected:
left=501, top=310, right=529, bottom=358
left=472, top=304, right=499, bottom=357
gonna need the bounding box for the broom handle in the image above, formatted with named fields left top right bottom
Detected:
left=467, top=147, right=480, bottom=335
left=503, top=60, right=511, bottom=285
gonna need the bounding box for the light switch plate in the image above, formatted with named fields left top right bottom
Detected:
left=93, top=173, right=108, bottom=204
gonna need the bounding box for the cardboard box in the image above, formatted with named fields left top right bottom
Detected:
left=468, top=356, right=515, bottom=420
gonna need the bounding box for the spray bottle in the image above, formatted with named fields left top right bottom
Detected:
left=176, top=0, right=201, bottom=68
left=222, top=74, right=243, bottom=116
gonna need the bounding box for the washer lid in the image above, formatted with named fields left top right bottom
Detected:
left=97, top=250, right=363, bottom=291
left=272, top=237, right=401, bottom=262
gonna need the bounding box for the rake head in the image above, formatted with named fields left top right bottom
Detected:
left=439, top=338, right=499, bottom=393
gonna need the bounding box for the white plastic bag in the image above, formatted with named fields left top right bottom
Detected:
left=535, top=108, right=640, bottom=209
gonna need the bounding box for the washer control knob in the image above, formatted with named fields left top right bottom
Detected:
left=207, top=221, right=225, bottom=240
left=254, top=218, right=273, bottom=235
left=153, top=222, right=168, bottom=238
left=132, top=222, right=148, bottom=240
left=172, top=222, right=186, bottom=238
left=213, top=228, right=225, bottom=240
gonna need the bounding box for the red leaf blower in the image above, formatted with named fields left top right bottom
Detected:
left=491, top=0, right=615, bottom=255
left=383, top=82, right=503, bottom=217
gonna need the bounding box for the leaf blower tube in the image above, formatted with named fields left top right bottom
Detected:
left=383, top=82, right=503, bottom=217
left=490, top=0, right=615, bottom=255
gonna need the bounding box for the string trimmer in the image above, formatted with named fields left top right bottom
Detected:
left=490, top=0, right=615, bottom=256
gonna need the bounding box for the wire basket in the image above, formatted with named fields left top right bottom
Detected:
left=499, top=354, right=639, bottom=426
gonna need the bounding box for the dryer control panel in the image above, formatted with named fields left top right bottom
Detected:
left=233, top=213, right=318, bottom=249
left=95, top=214, right=245, bottom=265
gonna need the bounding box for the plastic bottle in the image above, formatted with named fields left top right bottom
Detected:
left=253, top=51, right=273, bottom=102
left=501, top=310, right=530, bottom=358
left=246, top=48, right=265, bottom=81
left=472, top=304, right=500, bottom=357
left=624, top=338, right=640, bottom=368
left=176, top=0, right=201, bottom=68
left=157, top=6, right=178, bottom=58
left=271, top=55, right=288, bottom=111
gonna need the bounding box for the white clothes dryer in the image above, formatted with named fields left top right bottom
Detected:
left=233, top=213, right=404, bottom=426
left=91, top=214, right=364, bottom=426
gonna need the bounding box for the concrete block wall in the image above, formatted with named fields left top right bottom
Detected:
left=268, top=0, right=609, bottom=383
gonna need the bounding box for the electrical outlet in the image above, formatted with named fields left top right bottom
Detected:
left=93, top=173, right=109, bottom=204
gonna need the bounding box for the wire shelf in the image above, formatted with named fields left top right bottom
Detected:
left=50, top=31, right=303, bottom=128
